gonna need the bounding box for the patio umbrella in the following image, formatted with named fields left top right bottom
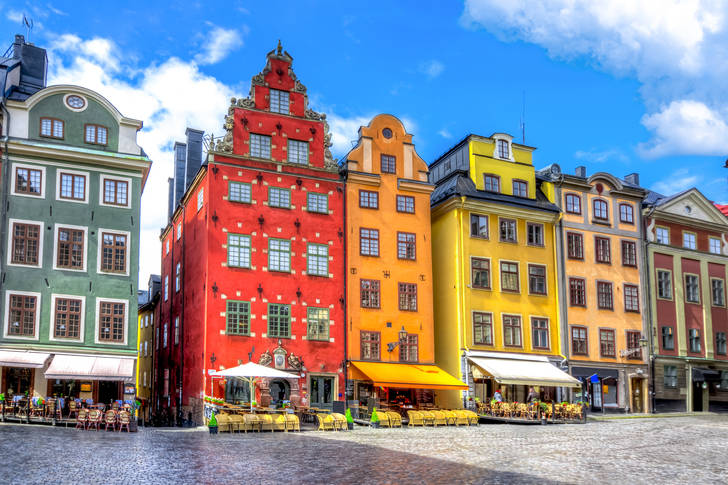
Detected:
left=212, top=362, right=299, bottom=411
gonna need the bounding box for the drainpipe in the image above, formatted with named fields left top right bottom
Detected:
left=456, top=197, right=469, bottom=407
left=642, top=205, right=657, bottom=413
left=0, top=100, right=12, bottom=319
left=341, top=175, right=348, bottom=410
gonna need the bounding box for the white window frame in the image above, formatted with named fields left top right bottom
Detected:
left=55, top=168, right=90, bottom=204
left=52, top=223, right=88, bottom=273
left=174, top=316, right=180, bottom=345
left=176, top=223, right=182, bottom=240
left=6, top=218, right=44, bottom=269
left=94, top=297, right=129, bottom=346
left=164, top=275, right=169, bottom=301
left=655, top=226, right=669, bottom=245
left=11, top=163, right=46, bottom=199
left=3, top=290, right=41, bottom=340
left=492, top=134, right=514, bottom=161
left=163, top=322, right=168, bottom=348
left=197, top=188, right=204, bottom=211
left=99, top=174, right=132, bottom=209
left=683, top=231, right=697, bottom=250
left=175, top=262, right=181, bottom=292
left=48, top=293, right=86, bottom=343
left=709, top=237, right=722, bottom=255
left=96, top=228, right=131, bottom=276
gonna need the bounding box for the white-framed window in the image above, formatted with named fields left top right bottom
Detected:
left=99, top=174, right=132, bottom=208
left=176, top=223, right=182, bottom=240
left=683, top=232, right=696, bottom=250
left=94, top=297, right=128, bottom=345
left=250, top=134, right=272, bottom=159
left=49, top=293, right=86, bottom=342
left=288, top=139, right=309, bottom=165
left=497, top=139, right=509, bottom=159
left=269, top=89, right=289, bottom=114
left=175, top=262, right=181, bottom=292
left=709, top=237, right=722, bottom=255
left=3, top=291, right=41, bottom=340
left=174, top=316, right=180, bottom=345
left=165, top=239, right=170, bottom=255
left=197, top=188, right=204, bottom=211
left=163, top=322, right=168, bottom=348
left=492, top=134, right=513, bottom=160
left=56, top=169, right=89, bottom=203
left=11, top=163, right=46, bottom=198
left=53, top=224, right=88, bottom=272
left=655, top=227, right=669, bottom=245
left=97, top=229, right=130, bottom=276
left=164, top=276, right=169, bottom=301
left=307, top=243, right=328, bottom=276
left=7, top=218, right=44, bottom=269
left=144, top=340, right=148, bottom=357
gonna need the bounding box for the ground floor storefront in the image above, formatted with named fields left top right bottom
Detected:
left=568, top=362, right=649, bottom=413
left=653, top=357, right=728, bottom=412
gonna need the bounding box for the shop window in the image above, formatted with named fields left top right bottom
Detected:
left=664, top=366, right=678, bottom=388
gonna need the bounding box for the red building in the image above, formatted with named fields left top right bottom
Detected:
left=153, top=44, right=345, bottom=424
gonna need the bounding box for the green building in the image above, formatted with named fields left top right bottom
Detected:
left=0, top=35, right=150, bottom=404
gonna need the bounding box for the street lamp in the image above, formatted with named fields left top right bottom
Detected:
left=386, top=326, right=408, bottom=353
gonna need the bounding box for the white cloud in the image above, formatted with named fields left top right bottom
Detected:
left=438, top=128, right=452, bottom=139
left=194, top=26, right=245, bottom=65
left=327, top=113, right=372, bottom=157
left=574, top=148, right=628, bottom=163
left=47, top=4, right=68, bottom=16
left=6, top=9, right=24, bottom=23
left=419, top=60, right=444, bottom=78
left=652, top=168, right=701, bottom=194
left=462, top=0, right=728, bottom=158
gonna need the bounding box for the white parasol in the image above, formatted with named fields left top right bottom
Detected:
left=212, top=362, right=299, bottom=411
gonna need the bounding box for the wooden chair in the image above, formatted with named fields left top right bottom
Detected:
left=316, top=414, right=335, bottom=431
left=111, top=401, right=120, bottom=411
left=386, top=411, right=402, bottom=428
left=75, top=409, right=88, bottom=430
left=29, top=399, right=44, bottom=418
left=407, top=410, right=424, bottom=427
left=87, top=410, right=102, bottom=431
left=118, top=411, right=131, bottom=432
left=420, top=410, right=436, bottom=426
left=216, top=413, right=232, bottom=432
left=284, top=414, right=300, bottom=432
left=241, top=414, right=260, bottom=433
left=104, top=410, right=117, bottom=431
left=228, top=414, right=244, bottom=432
left=331, top=413, right=348, bottom=431
left=68, top=400, right=79, bottom=420
left=432, top=411, right=447, bottom=427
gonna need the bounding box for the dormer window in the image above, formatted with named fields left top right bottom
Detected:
left=512, top=180, right=528, bottom=198
left=484, top=174, right=500, bottom=193
left=85, top=125, right=108, bottom=146
left=270, top=89, right=289, bottom=114
left=40, top=118, right=64, bottom=139
left=497, top=139, right=509, bottom=159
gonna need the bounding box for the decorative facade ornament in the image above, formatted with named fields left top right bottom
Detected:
left=273, top=342, right=287, bottom=370
left=294, top=79, right=307, bottom=94
left=305, top=108, right=324, bottom=121
left=258, top=350, right=272, bottom=367
left=287, top=352, right=302, bottom=370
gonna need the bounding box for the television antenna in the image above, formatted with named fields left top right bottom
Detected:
left=22, top=15, right=34, bottom=42
left=519, top=90, right=526, bottom=144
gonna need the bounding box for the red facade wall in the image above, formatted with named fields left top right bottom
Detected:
left=682, top=257, right=705, bottom=357
left=709, top=262, right=728, bottom=361
left=654, top=252, right=678, bottom=356
left=655, top=219, right=722, bottom=253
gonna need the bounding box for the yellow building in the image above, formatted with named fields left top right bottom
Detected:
left=541, top=167, right=649, bottom=412
left=430, top=133, right=579, bottom=409
left=342, top=114, right=466, bottom=412
left=136, top=275, right=160, bottom=422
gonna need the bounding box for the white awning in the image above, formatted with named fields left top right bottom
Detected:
left=0, top=350, right=51, bottom=368
left=469, top=355, right=581, bottom=388
left=45, top=355, right=135, bottom=381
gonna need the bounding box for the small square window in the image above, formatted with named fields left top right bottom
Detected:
left=229, top=182, right=252, bottom=203
left=512, top=180, right=528, bottom=198
left=269, top=89, right=289, bottom=114
left=381, top=154, right=396, bottom=174
left=250, top=133, right=272, bottom=159
left=269, top=187, right=291, bottom=208
left=307, top=193, right=328, bottom=214
left=484, top=174, right=500, bottom=193
left=84, top=124, right=108, bottom=145
left=288, top=139, right=309, bottom=165
left=656, top=227, right=669, bottom=244
left=40, top=118, right=64, bottom=139
left=396, top=195, right=415, bottom=214
left=359, top=190, right=379, bottom=209
left=59, top=173, right=86, bottom=201
left=683, top=232, right=696, bottom=250
left=710, top=237, right=722, bottom=255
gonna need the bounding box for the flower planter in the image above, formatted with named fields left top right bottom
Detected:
left=209, top=426, right=218, bottom=434
left=371, top=421, right=379, bottom=429
left=347, top=422, right=354, bottom=431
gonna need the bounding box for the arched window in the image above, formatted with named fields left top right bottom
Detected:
left=593, top=199, right=608, bottom=221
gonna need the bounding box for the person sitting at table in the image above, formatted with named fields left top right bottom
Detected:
left=493, top=390, right=503, bottom=402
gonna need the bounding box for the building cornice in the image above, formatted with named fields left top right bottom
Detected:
left=432, top=194, right=560, bottom=223
left=397, top=179, right=434, bottom=194
left=346, top=171, right=381, bottom=187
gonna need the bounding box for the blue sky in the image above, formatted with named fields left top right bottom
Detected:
left=2, top=0, right=727, bottom=285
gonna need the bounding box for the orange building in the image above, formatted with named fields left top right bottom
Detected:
left=341, top=115, right=466, bottom=412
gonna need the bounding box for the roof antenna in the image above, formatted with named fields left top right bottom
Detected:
left=22, top=15, right=33, bottom=42
left=519, top=90, right=526, bottom=144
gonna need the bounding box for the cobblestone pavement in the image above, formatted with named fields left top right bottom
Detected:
left=2, top=415, right=727, bottom=484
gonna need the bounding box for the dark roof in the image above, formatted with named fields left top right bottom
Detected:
left=431, top=171, right=560, bottom=213
left=643, top=188, right=693, bottom=207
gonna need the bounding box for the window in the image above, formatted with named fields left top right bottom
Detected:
left=503, top=315, right=522, bottom=347
left=269, top=89, right=289, bottom=114
left=689, top=328, right=701, bottom=353
left=567, top=232, right=584, bottom=259
left=7, top=294, right=37, bottom=337
left=722, top=371, right=728, bottom=390
left=710, top=237, right=722, bottom=255
left=164, top=276, right=169, bottom=301
left=621, top=240, right=637, bottom=266
left=156, top=326, right=160, bottom=350
left=175, top=263, right=181, bottom=292
left=398, top=283, right=417, bottom=311
left=268, top=239, right=291, bottom=272
left=84, top=124, right=108, bottom=145
left=399, top=334, right=418, bottom=362
left=40, top=117, right=64, bottom=139
left=103, top=178, right=129, bottom=207
left=306, top=307, right=329, bottom=341
left=496, top=139, right=509, bottom=159
left=98, top=301, right=125, bottom=343
left=713, top=279, right=726, bottom=306
left=397, top=232, right=416, bottom=260
left=360, top=279, right=380, bottom=308
left=11, top=222, right=40, bottom=265
left=625, top=331, right=642, bottom=359
left=268, top=304, right=291, bottom=338
left=361, top=331, right=380, bottom=360
left=569, top=278, right=586, bottom=306
left=484, top=174, right=500, bottom=193
left=144, top=341, right=148, bottom=356
left=512, top=180, right=528, bottom=197
left=307, top=243, right=328, bottom=276
left=229, top=182, right=252, bottom=203
left=662, top=326, right=674, bottom=350
left=532, top=318, right=549, bottom=350
left=163, top=323, right=168, bottom=348
left=101, top=232, right=127, bottom=273
left=57, top=227, right=85, bottom=270
left=381, top=154, right=396, bottom=173
left=288, top=139, right=308, bottom=165
left=624, top=284, right=640, bottom=312
left=565, top=193, right=581, bottom=214
left=226, top=300, right=250, bottom=336
left=471, top=258, right=490, bottom=289
left=268, top=187, right=290, bottom=208
left=59, top=172, right=86, bottom=201
left=599, top=329, right=616, bottom=357
left=359, top=190, right=379, bottom=209
left=571, top=326, right=588, bottom=355
left=396, top=195, right=415, bottom=213
left=470, top=214, right=488, bottom=238
left=526, top=223, right=544, bottom=246
left=597, top=281, right=613, bottom=310
left=15, top=167, right=42, bottom=196
left=593, top=199, right=608, bottom=221
left=174, top=316, right=179, bottom=345
left=657, top=270, right=672, bottom=299
left=473, top=312, right=493, bottom=345
left=165, top=240, right=169, bottom=255
left=685, top=274, right=700, bottom=303
left=595, top=237, right=611, bottom=264
left=619, top=203, right=634, bottom=224
left=499, top=218, right=517, bottom=242
left=500, top=261, right=519, bottom=292
left=528, top=264, right=546, bottom=295
left=250, top=133, right=271, bottom=159
left=360, top=228, right=379, bottom=256
left=307, top=193, right=328, bottom=214
left=683, top=232, right=696, bottom=250
left=176, top=224, right=182, bottom=240
left=716, top=332, right=727, bottom=355
left=656, top=227, right=669, bottom=245
left=228, top=234, right=251, bottom=268
left=664, top=365, right=678, bottom=388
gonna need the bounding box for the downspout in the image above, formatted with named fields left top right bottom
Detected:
left=341, top=173, right=348, bottom=409
left=0, top=100, right=12, bottom=322
left=457, top=196, right=469, bottom=406
left=642, top=205, right=657, bottom=413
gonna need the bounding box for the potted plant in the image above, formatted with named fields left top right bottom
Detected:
left=370, top=407, right=380, bottom=428
left=345, top=408, right=354, bottom=430
left=208, top=411, right=218, bottom=434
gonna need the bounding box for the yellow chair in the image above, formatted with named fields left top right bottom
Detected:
left=331, top=413, right=347, bottom=430
left=241, top=414, right=260, bottom=433
left=386, top=411, right=402, bottom=428
left=420, top=410, right=436, bottom=426
left=259, top=414, right=275, bottom=432
left=228, top=414, right=243, bottom=432
left=284, top=413, right=300, bottom=432
left=316, top=413, right=335, bottom=431
left=407, top=410, right=424, bottom=427
left=216, top=413, right=232, bottom=433
left=272, top=414, right=288, bottom=431
left=453, top=410, right=469, bottom=426
left=464, top=410, right=479, bottom=425
left=432, top=410, right=447, bottom=427
left=442, top=410, right=457, bottom=426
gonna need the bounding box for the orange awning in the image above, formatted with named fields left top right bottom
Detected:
left=350, top=361, right=468, bottom=390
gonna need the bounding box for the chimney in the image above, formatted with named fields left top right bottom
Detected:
left=184, top=128, right=204, bottom=190
left=575, top=166, right=586, bottom=178
left=624, top=173, right=640, bottom=186
left=173, top=142, right=187, bottom=207
left=12, top=34, right=47, bottom=93
left=167, top=177, right=175, bottom=221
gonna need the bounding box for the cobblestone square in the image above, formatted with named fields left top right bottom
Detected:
left=1, top=415, right=727, bottom=484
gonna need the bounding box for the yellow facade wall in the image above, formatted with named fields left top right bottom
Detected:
left=136, top=306, right=154, bottom=401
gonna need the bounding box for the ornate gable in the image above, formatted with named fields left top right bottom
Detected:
left=656, top=188, right=728, bottom=227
